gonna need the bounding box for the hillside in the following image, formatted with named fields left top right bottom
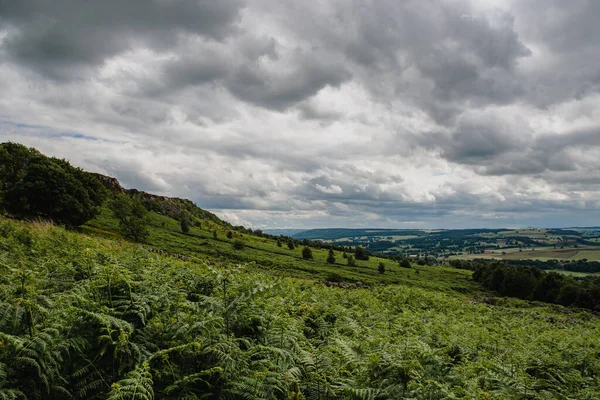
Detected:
left=2, top=218, right=600, bottom=399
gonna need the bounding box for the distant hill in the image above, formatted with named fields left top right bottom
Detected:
left=262, top=228, right=307, bottom=237
left=294, top=228, right=428, bottom=240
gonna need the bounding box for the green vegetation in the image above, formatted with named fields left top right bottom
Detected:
left=473, top=262, right=600, bottom=310
left=302, top=246, right=313, bottom=259
left=2, top=218, right=600, bottom=399
left=109, top=192, right=150, bottom=242
left=0, top=142, right=106, bottom=226
left=180, top=217, right=190, bottom=233
left=326, top=249, right=336, bottom=264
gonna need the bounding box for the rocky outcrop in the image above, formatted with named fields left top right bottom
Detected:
left=90, top=172, right=230, bottom=226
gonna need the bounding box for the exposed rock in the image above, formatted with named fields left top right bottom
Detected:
left=90, top=172, right=229, bottom=225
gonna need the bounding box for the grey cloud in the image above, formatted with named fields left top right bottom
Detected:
left=442, top=115, right=529, bottom=164
left=477, top=128, right=600, bottom=176
left=0, top=0, right=243, bottom=78
left=279, top=0, right=532, bottom=122
left=225, top=48, right=351, bottom=110
left=296, top=102, right=344, bottom=122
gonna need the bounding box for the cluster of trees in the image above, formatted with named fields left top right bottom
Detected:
left=494, top=258, right=600, bottom=274
left=473, top=263, right=600, bottom=310
left=0, top=142, right=107, bottom=226
left=452, top=258, right=600, bottom=274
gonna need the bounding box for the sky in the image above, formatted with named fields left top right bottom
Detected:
left=1, top=0, right=600, bottom=229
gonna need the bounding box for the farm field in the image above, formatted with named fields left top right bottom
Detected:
left=450, top=247, right=600, bottom=262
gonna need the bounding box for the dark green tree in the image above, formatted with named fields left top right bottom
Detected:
left=302, top=246, right=313, bottom=259
left=287, top=241, right=295, bottom=250
left=227, top=231, right=233, bottom=239
left=233, top=240, right=244, bottom=250
left=347, top=255, right=356, bottom=266
left=109, top=193, right=149, bottom=242
left=355, top=246, right=369, bottom=261
left=277, top=240, right=282, bottom=247
left=327, top=249, right=336, bottom=264
left=180, top=218, right=190, bottom=233
left=213, top=230, right=218, bottom=239
left=378, top=262, right=385, bottom=274
left=399, top=259, right=412, bottom=269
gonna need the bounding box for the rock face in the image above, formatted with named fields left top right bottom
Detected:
left=90, top=172, right=229, bottom=226
left=90, top=173, right=124, bottom=192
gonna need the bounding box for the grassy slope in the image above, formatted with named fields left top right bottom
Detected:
left=84, top=206, right=476, bottom=293
left=2, top=217, right=600, bottom=399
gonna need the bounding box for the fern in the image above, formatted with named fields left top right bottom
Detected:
left=107, top=362, right=154, bottom=400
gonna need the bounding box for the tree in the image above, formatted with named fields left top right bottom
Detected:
left=378, top=262, right=385, bottom=274
left=213, top=230, right=218, bottom=239
left=355, top=246, right=369, bottom=261
left=327, top=249, right=336, bottom=264
left=277, top=240, right=282, bottom=247
left=287, top=241, right=295, bottom=250
left=233, top=240, right=244, bottom=250
left=227, top=231, right=233, bottom=239
left=399, top=259, right=412, bottom=269
left=109, top=193, right=149, bottom=242
left=180, top=218, right=190, bottom=233
left=347, top=255, right=356, bottom=266
left=302, top=246, right=313, bottom=259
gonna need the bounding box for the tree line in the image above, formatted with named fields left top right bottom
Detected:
left=472, top=262, right=600, bottom=311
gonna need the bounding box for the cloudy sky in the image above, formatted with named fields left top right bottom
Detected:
left=1, top=0, right=600, bottom=229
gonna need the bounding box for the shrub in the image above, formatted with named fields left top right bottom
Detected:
left=233, top=240, right=244, bottom=250
left=355, top=246, right=369, bottom=261
left=326, top=249, right=336, bottom=264
left=347, top=255, right=356, bottom=266
left=180, top=218, right=190, bottom=233
left=302, top=246, right=313, bottom=259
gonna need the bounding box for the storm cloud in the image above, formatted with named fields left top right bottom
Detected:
left=1, top=0, right=599, bottom=228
